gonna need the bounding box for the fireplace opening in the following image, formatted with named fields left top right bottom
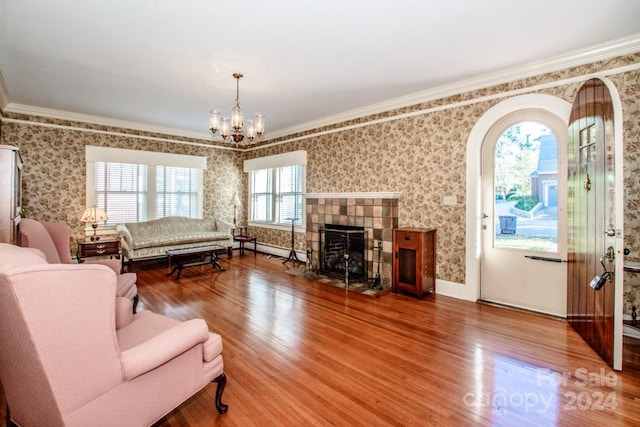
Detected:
left=320, top=224, right=366, bottom=282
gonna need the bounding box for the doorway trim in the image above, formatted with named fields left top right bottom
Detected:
left=600, top=77, right=625, bottom=369
left=465, top=94, right=572, bottom=302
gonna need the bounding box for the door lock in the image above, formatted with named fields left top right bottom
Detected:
left=604, top=228, right=616, bottom=237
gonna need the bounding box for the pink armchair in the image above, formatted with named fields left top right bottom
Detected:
left=0, top=243, right=227, bottom=427
left=18, top=218, right=139, bottom=312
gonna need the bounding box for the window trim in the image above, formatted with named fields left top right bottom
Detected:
left=244, top=151, right=307, bottom=232
left=85, top=146, right=206, bottom=235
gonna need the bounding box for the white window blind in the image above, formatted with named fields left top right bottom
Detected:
left=245, top=151, right=307, bottom=228
left=86, top=146, right=205, bottom=226
left=156, top=166, right=199, bottom=218
left=249, top=164, right=304, bottom=226
left=276, top=165, right=303, bottom=224
left=250, top=168, right=272, bottom=222
left=96, top=162, right=147, bottom=224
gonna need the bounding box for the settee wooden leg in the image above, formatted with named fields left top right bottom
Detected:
left=212, top=373, right=228, bottom=414
left=132, top=295, right=139, bottom=314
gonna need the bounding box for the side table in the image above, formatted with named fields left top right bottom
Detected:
left=233, top=226, right=257, bottom=256
left=78, top=239, right=120, bottom=263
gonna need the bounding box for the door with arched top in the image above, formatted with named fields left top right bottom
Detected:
left=481, top=110, right=567, bottom=316
left=567, top=78, right=620, bottom=368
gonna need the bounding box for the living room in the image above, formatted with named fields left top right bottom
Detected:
left=2, top=1, right=640, bottom=425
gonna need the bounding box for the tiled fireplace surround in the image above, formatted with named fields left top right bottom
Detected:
left=305, top=193, right=400, bottom=287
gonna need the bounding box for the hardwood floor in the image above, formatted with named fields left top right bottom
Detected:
left=3, top=252, right=640, bottom=426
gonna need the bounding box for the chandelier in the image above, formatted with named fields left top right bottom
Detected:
left=209, top=73, right=265, bottom=143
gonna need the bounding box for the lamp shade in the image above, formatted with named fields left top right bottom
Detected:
left=230, top=192, right=241, bottom=207
left=80, top=207, right=108, bottom=223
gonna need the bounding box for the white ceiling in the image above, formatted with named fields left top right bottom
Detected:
left=1, top=0, right=640, bottom=142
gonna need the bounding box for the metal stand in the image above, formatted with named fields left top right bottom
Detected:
left=283, top=217, right=301, bottom=265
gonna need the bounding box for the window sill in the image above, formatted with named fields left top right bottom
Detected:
left=249, top=221, right=306, bottom=233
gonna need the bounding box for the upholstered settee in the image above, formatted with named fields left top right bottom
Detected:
left=117, top=216, right=235, bottom=271
left=0, top=243, right=227, bottom=427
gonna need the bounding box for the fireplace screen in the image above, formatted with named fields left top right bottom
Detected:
left=320, top=224, right=366, bottom=282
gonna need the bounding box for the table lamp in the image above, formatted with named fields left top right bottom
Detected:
left=230, top=192, right=241, bottom=225
left=81, top=207, right=108, bottom=241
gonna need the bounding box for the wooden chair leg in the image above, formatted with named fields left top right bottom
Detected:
left=212, top=373, right=228, bottom=414
left=6, top=405, right=16, bottom=427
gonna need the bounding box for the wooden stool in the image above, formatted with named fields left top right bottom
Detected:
left=233, top=226, right=257, bottom=256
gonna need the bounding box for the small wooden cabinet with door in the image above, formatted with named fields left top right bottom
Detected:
left=392, top=228, right=436, bottom=298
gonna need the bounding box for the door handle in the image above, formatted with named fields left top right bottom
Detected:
left=601, top=246, right=615, bottom=267
left=593, top=246, right=616, bottom=290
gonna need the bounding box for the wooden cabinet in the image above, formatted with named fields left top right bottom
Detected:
left=78, top=239, right=120, bottom=262
left=392, top=228, right=436, bottom=298
left=0, top=146, right=23, bottom=244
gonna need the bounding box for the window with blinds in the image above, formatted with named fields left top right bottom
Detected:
left=249, top=164, right=303, bottom=226
left=95, top=162, right=199, bottom=225
left=96, top=162, right=147, bottom=224
left=156, top=166, right=198, bottom=218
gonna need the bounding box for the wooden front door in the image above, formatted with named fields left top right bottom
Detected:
left=567, top=78, right=618, bottom=367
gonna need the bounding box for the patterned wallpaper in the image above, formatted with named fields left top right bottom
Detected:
left=1, top=53, right=639, bottom=312
left=0, top=120, right=244, bottom=254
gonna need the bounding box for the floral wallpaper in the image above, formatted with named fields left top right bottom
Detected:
left=0, top=118, right=244, bottom=254
left=1, top=52, right=639, bottom=313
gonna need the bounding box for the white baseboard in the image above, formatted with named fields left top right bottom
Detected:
left=253, top=243, right=308, bottom=262
left=624, top=324, right=640, bottom=339
left=623, top=313, right=640, bottom=339
left=436, top=279, right=466, bottom=300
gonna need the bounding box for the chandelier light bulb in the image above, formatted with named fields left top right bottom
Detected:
left=255, top=113, right=265, bottom=137
left=246, top=119, right=256, bottom=142
left=220, top=117, right=231, bottom=141
left=209, top=109, right=221, bottom=133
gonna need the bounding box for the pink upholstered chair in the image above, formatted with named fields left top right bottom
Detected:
left=0, top=243, right=228, bottom=427
left=18, top=218, right=139, bottom=312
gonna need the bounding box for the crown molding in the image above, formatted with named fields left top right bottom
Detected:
left=1, top=33, right=639, bottom=144
left=3, top=103, right=216, bottom=142
left=265, top=33, right=640, bottom=141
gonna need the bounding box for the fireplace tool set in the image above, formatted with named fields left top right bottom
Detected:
left=344, top=253, right=350, bottom=291
left=368, top=238, right=383, bottom=290
left=305, top=248, right=315, bottom=273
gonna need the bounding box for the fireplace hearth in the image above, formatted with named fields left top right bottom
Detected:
left=320, top=224, right=366, bottom=282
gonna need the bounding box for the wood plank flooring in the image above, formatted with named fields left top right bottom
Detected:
left=3, top=252, right=640, bottom=426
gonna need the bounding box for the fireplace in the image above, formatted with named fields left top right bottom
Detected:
left=320, top=224, right=366, bottom=282
left=305, top=193, right=400, bottom=288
